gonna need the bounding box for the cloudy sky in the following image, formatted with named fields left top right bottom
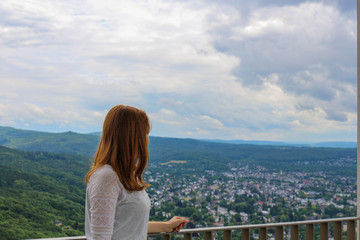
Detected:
left=0, top=0, right=356, bottom=142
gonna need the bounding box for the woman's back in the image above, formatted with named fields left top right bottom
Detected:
left=85, top=164, right=150, bottom=240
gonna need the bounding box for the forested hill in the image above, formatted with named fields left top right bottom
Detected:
left=0, top=126, right=99, bottom=156
left=0, top=126, right=356, bottom=174
left=1, top=126, right=356, bottom=157
left=0, top=145, right=90, bottom=186
left=148, top=137, right=356, bottom=175
left=0, top=146, right=88, bottom=239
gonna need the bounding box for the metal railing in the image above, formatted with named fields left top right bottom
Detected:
left=31, top=216, right=359, bottom=240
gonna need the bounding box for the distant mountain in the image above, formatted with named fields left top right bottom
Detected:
left=309, top=142, right=357, bottom=148
left=0, top=126, right=100, bottom=156
left=0, top=127, right=356, bottom=176
left=149, top=136, right=356, bottom=174
left=203, top=139, right=291, bottom=146
left=0, top=126, right=357, bottom=170
left=87, top=131, right=101, bottom=136
left=1, top=126, right=354, bottom=160
left=203, top=139, right=357, bottom=149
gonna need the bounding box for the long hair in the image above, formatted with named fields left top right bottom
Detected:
left=85, top=105, right=151, bottom=191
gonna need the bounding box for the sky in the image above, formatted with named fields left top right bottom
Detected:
left=0, top=0, right=357, bottom=142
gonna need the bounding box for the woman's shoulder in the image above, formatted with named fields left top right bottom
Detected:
left=90, top=164, right=119, bottom=183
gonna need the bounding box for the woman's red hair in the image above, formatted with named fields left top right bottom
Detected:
left=85, top=105, right=151, bottom=191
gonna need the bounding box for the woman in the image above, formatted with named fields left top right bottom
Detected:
left=85, top=105, right=188, bottom=240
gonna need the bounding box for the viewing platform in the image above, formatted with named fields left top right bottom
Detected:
left=31, top=216, right=359, bottom=240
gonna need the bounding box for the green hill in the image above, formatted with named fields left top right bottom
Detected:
left=148, top=137, right=356, bottom=175
left=0, top=126, right=356, bottom=175
left=0, top=145, right=90, bottom=187
left=0, top=146, right=89, bottom=240
left=0, top=126, right=99, bottom=156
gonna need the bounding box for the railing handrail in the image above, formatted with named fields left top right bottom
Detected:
left=149, top=216, right=360, bottom=236
left=28, top=216, right=360, bottom=239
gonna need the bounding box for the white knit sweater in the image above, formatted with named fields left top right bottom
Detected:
left=85, top=165, right=150, bottom=240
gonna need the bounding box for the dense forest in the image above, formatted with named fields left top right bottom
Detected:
left=0, top=127, right=356, bottom=239
left=0, top=147, right=88, bottom=239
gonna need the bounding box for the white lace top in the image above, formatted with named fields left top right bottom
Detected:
left=85, top=164, right=150, bottom=240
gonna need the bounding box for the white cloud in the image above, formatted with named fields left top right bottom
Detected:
left=149, top=109, right=182, bottom=126
left=0, top=102, right=107, bottom=129
left=233, top=18, right=293, bottom=39
left=199, top=115, right=224, bottom=129
left=0, top=0, right=356, bottom=141
left=159, top=98, right=183, bottom=108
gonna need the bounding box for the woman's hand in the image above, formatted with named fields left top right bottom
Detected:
left=148, top=217, right=189, bottom=233
left=167, top=216, right=189, bottom=232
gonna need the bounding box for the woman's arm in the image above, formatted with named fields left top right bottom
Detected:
left=88, top=171, right=122, bottom=240
left=148, top=221, right=171, bottom=233
left=148, top=216, right=189, bottom=233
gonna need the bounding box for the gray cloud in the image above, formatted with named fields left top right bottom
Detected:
left=287, top=66, right=336, bottom=101
left=0, top=0, right=356, bottom=141
left=213, top=2, right=356, bottom=123
left=324, top=108, right=348, bottom=122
